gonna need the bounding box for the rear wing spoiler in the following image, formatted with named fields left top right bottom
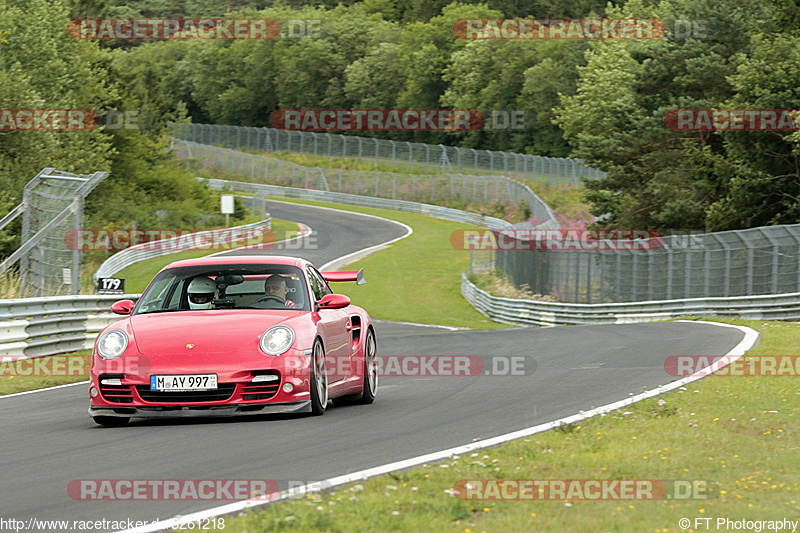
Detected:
left=322, top=268, right=365, bottom=285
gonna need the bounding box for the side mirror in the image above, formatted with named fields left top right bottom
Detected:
left=317, top=293, right=350, bottom=310
left=111, top=299, right=135, bottom=315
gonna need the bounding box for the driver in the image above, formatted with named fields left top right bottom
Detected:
left=187, top=276, right=216, bottom=310
left=261, top=274, right=297, bottom=308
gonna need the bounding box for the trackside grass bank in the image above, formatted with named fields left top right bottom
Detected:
left=226, top=318, right=799, bottom=533
left=0, top=351, right=91, bottom=396
left=258, top=197, right=506, bottom=329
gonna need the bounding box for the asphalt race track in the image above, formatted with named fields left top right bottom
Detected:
left=0, top=201, right=747, bottom=530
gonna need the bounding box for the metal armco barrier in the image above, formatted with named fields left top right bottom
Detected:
left=93, top=217, right=272, bottom=281
left=0, top=295, right=139, bottom=356
left=198, top=178, right=515, bottom=230
left=462, top=273, right=800, bottom=327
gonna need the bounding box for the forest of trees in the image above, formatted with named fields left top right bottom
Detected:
left=1, top=0, right=799, bottom=262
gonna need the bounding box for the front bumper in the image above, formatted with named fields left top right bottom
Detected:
left=89, top=401, right=310, bottom=419
left=88, top=348, right=314, bottom=418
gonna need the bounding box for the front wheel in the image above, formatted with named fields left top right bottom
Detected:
left=309, top=339, right=328, bottom=415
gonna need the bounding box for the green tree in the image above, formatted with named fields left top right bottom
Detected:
left=555, top=0, right=779, bottom=231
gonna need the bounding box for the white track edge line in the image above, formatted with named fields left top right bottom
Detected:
left=117, top=320, right=758, bottom=533
left=0, top=380, right=89, bottom=399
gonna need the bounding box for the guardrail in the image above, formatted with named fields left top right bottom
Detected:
left=0, top=294, right=140, bottom=356
left=93, top=217, right=272, bottom=281
left=462, top=273, right=800, bottom=327
left=199, top=178, right=515, bottom=230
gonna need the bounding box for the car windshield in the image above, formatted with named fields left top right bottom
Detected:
left=134, top=264, right=309, bottom=314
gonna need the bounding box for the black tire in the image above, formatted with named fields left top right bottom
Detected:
left=333, top=328, right=377, bottom=406
left=309, top=339, right=328, bottom=415
left=92, top=416, right=129, bottom=426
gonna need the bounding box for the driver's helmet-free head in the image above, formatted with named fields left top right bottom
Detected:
left=188, top=276, right=216, bottom=310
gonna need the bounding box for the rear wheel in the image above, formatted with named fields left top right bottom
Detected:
left=92, top=416, right=129, bottom=426
left=333, top=328, right=377, bottom=406
left=359, top=329, right=377, bottom=404
left=309, top=339, right=328, bottom=415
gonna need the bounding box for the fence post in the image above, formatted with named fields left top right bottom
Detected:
left=666, top=250, right=673, bottom=300
left=685, top=250, right=692, bottom=298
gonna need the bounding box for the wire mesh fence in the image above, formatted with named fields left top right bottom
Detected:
left=1, top=168, right=108, bottom=296
left=171, top=124, right=800, bottom=306
left=493, top=225, right=800, bottom=303
left=172, top=140, right=559, bottom=229
left=170, top=123, right=606, bottom=186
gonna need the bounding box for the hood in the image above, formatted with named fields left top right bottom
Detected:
left=128, top=310, right=303, bottom=355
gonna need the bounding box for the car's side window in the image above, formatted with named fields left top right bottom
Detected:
left=314, top=267, right=332, bottom=297
left=306, top=267, right=330, bottom=301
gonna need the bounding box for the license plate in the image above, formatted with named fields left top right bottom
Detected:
left=150, top=374, right=218, bottom=391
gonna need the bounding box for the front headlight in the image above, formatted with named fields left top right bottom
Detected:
left=97, top=330, right=128, bottom=360
left=260, top=326, right=295, bottom=355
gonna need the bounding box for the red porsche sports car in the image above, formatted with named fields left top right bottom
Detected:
left=88, top=255, right=377, bottom=426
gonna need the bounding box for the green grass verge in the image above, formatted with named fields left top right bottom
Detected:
left=261, top=196, right=507, bottom=329
left=225, top=318, right=799, bottom=532
left=237, top=148, right=442, bottom=175
left=0, top=350, right=91, bottom=396
left=113, top=218, right=299, bottom=294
